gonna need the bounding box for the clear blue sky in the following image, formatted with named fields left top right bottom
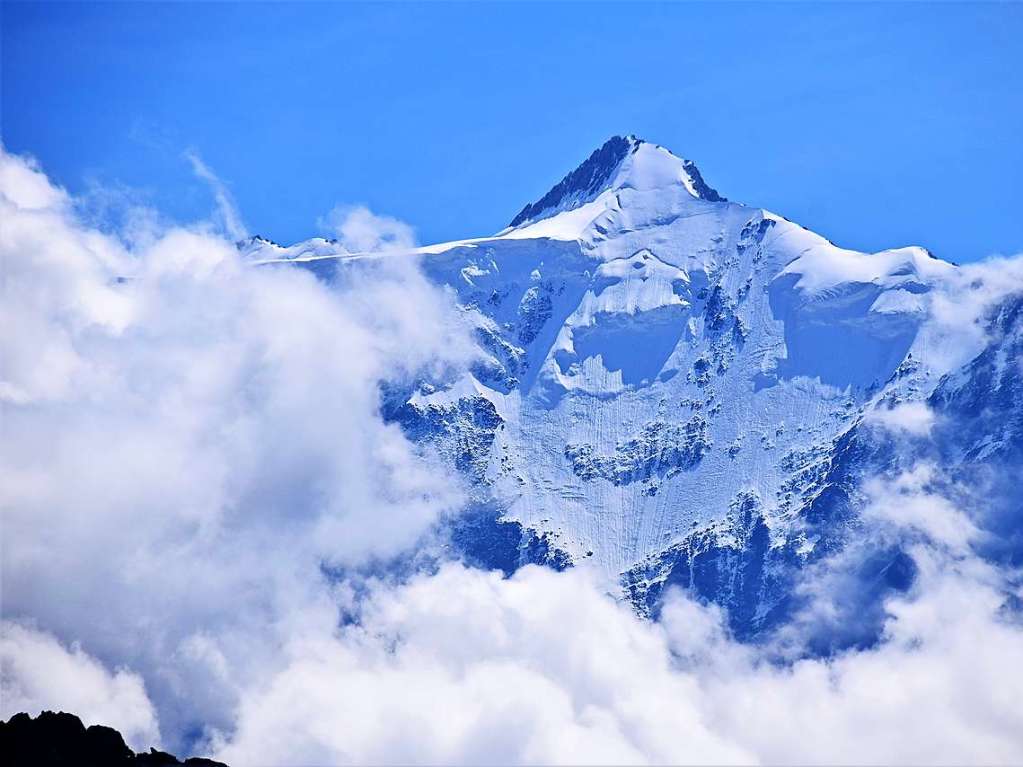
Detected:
left=3, top=2, right=1021, bottom=262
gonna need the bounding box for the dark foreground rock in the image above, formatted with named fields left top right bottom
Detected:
left=0, top=711, right=227, bottom=767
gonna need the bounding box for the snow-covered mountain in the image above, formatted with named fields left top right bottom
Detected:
left=251, top=136, right=1021, bottom=640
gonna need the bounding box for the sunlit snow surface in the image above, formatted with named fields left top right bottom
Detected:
left=251, top=137, right=994, bottom=628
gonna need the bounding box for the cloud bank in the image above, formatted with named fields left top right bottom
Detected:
left=0, top=146, right=475, bottom=748
left=2, top=146, right=1022, bottom=765
left=215, top=461, right=1023, bottom=766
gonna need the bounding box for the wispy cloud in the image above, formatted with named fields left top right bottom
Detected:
left=319, top=204, right=417, bottom=253
left=866, top=400, right=936, bottom=437
left=183, top=149, right=248, bottom=241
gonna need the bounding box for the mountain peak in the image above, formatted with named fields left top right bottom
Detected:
left=508, top=135, right=724, bottom=229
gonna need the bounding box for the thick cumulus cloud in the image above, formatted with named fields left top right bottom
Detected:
left=214, top=469, right=1023, bottom=766
left=0, top=147, right=476, bottom=747
left=215, top=565, right=752, bottom=766
left=3, top=147, right=1023, bottom=765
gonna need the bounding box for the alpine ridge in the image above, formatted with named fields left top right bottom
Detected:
left=507, top=135, right=724, bottom=229
left=249, top=137, right=1021, bottom=643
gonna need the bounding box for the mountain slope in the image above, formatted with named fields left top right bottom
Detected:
left=255, top=136, right=1019, bottom=639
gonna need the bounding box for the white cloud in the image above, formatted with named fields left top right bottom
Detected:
left=184, top=150, right=248, bottom=241
left=0, top=146, right=475, bottom=750
left=922, top=253, right=1023, bottom=373
left=866, top=401, right=936, bottom=437
left=319, top=204, right=417, bottom=253
left=861, top=464, right=980, bottom=552
left=704, top=470, right=1022, bottom=765
left=211, top=461, right=1023, bottom=765
left=214, top=565, right=754, bottom=766
left=0, top=147, right=68, bottom=210
left=215, top=534, right=1023, bottom=766
left=0, top=622, right=160, bottom=751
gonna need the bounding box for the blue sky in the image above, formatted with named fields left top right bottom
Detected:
left=3, top=1, right=1021, bottom=262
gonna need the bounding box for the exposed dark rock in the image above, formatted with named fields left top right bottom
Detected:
left=680, top=158, right=725, bottom=203
left=509, top=135, right=724, bottom=228
left=516, top=283, right=554, bottom=345
left=0, top=711, right=227, bottom=767
left=565, top=416, right=711, bottom=485
left=510, top=136, right=633, bottom=227
left=622, top=493, right=798, bottom=640
left=389, top=394, right=504, bottom=482
left=447, top=504, right=574, bottom=577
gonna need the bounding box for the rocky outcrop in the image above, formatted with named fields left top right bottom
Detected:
left=0, top=712, right=227, bottom=767
left=564, top=416, right=711, bottom=485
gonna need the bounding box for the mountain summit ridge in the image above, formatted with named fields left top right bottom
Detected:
left=507, top=135, right=725, bottom=230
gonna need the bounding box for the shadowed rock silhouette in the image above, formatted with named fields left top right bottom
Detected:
left=0, top=711, right=227, bottom=767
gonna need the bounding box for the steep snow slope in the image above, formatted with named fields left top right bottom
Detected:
left=255, top=136, right=1013, bottom=636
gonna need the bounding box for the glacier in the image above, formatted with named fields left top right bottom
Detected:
left=246, top=135, right=1021, bottom=641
